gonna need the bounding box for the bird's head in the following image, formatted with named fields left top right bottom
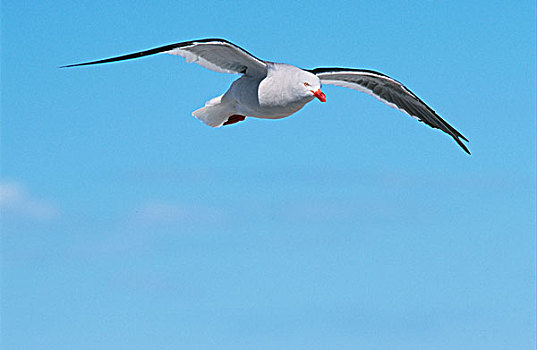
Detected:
left=299, top=71, right=326, bottom=102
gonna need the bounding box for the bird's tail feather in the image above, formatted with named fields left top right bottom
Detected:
left=192, top=95, right=235, bottom=127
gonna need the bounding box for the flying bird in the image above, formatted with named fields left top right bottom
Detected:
left=61, top=38, right=470, bottom=154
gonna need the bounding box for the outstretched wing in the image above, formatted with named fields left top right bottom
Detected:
left=60, top=38, right=267, bottom=76
left=310, top=67, right=470, bottom=154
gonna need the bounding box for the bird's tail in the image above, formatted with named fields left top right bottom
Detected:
left=192, top=95, right=236, bottom=127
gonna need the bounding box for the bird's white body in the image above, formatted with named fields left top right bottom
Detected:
left=193, top=63, right=320, bottom=127
left=61, top=38, right=470, bottom=154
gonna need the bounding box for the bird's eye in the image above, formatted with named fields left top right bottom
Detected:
left=304, top=82, right=310, bottom=87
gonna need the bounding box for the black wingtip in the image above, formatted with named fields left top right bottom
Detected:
left=58, top=61, right=106, bottom=69
left=59, top=61, right=105, bottom=68
left=453, top=136, right=471, bottom=155
left=57, top=42, right=187, bottom=69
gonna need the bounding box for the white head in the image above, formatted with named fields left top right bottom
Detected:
left=271, top=64, right=326, bottom=104
left=261, top=64, right=327, bottom=109
left=297, top=70, right=326, bottom=103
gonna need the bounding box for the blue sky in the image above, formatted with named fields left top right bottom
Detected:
left=2, top=1, right=535, bottom=349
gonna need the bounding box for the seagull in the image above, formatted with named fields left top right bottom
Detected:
left=61, top=38, right=470, bottom=154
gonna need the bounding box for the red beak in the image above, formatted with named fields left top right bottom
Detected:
left=312, top=89, right=326, bottom=102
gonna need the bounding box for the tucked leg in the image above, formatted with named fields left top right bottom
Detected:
left=223, top=115, right=246, bottom=126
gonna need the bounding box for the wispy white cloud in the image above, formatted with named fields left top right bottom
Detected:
left=0, top=180, right=59, bottom=221
left=72, top=200, right=227, bottom=255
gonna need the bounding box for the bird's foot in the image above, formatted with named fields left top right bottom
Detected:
left=223, top=115, right=246, bottom=126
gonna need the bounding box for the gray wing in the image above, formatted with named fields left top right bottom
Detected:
left=60, top=38, right=267, bottom=76
left=310, top=67, right=470, bottom=154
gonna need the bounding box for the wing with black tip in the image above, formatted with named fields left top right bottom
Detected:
left=61, top=38, right=267, bottom=76
left=310, top=67, right=470, bottom=154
